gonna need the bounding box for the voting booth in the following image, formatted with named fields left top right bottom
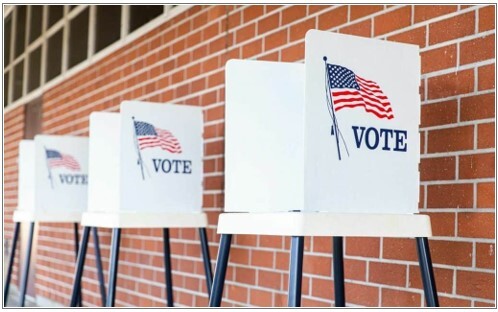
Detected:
left=4, top=135, right=105, bottom=307
left=210, top=30, right=438, bottom=307
left=70, top=101, right=212, bottom=307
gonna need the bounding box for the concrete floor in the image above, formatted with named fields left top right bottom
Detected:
left=4, top=289, right=37, bottom=307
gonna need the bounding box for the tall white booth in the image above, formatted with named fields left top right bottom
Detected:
left=70, top=101, right=212, bottom=307
left=209, top=30, right=438, bottom=307
left=4, top=135, right=105, bottom=307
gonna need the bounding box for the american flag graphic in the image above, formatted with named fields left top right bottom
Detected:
left=133, top=120, right=182, bottom=154
left=45, top=149, right=80, bottom=171
left=327, top=64, right=394, bottom=119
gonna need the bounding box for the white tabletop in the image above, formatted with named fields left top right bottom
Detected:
left=217, top=212, right=432, bottom=237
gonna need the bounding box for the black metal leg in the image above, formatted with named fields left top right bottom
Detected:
left=70, top=226, right=91, bottom=307
left=92, top=227, right=106, bottom=306
left=416, top=237, right=439, bottom=307
left=106, top=228, right=121, bottom=307
left=162, top=228, right=174, bottom=307
left=333, top=236, right=345, bottom=307
left=19, top=222, right=35, bottom=307
left=199, top=228, right=213, bottom=296
left=4, top=222, right=20, bottom=306
left=208, top=234, right=232, bottom=307
left=288, top=236, right=304, bottom=307
left=73, top=223, right=83, bottom=307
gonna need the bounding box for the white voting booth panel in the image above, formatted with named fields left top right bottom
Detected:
left=225, top=30, right=421, bottom=217
left=225, top=60, right=305, bottom=213
left=304, top=30, right=420, bottom=214
left=17, top=140, right=36, bottom=213
left=14, top=135, right=89, bottom=222
left=83, top=101, right=206, bottom=228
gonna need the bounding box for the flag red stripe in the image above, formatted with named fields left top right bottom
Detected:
left=334, top=101, right=394, bottom=118
left=335, top=104, right=394, bottom=119
left=332, top=91, right=393, bottom=113
left=137, top=135, right=182, bottom=153
left=332, top=90, right=389, bottom=101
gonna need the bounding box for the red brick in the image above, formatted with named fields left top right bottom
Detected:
left=369, top=262, right=407, bottom=287
left=312, top=236, right=332, bottom=253
left=421, top=44, right=457, bottom=74
left=301, top=297, right=329, bottom=307
left=345, top=282, right=379, bottom=306
left=281, top=42, right=304, bottom=62
left=414, top=5, right=458, bottom=22
left=478, top=122, right=495, bottom=149
left=459, top=153, right=495, bottom=179
left=479, top=5, right=495, bottom=32
left=264, top=29, right=287, bottom=51
left=438, top=296, right=472, bottom=307
left=429, top=12, right=475, bottom=45
left=381, top=288, right=421, bottom=307
left=234, top=267, right=256, bottom=285
left=427, top=183, right=473, bottom=208
left=424, top=212, right=456, bottom=236
left=275, top=251, right=289, bottom=270
left=317, top=6, right=348, bottom=30
left=281, top=5, right=306, bottom=24
left=420, top=100, right=458, bottom=127
left=346, top=237, right=380, bottom=258
left=303, top=255, right=331, bottom=276
left=265, top=5, right=282, bottom=14
left=427, top=69, right=474, bottom=100
left=460, top=34, right=495, bottom=65
left=388, top=26, right=426, bottom=47
left=250, top=249, right=274, bottom=268
left=243, top=5, right=263, bottom=23
left=311, top=277, right=333, bottom=299
left=476, top=243, right=495, bottom=269
left=339, top=19, right=372, bottom=38
left=257, top=12, right=279, bottom=35
left=420, top=132, right=426, bottom=155
left=409, top=265, right=454, bottom=294
left=420, top=156, right=456, bottom=181
left=383, top=238, right=418, bottom=261
left=427, top=126, right=474, bottom=153
left=430, top=240, right=473, bottom=266
left=249, top=288, right=272, bottom=306
left=289, top=17, right=316, bottom=41
left=308, top=5, right=328, bottom=14
left=458, top=212, right=494, bottom=239
left=460, top=93, right=495, bottom=121
left=259, top=235, right=283, bottom=249
left=242, top=38, right=262, bottom=58
left=227, top=284, right=248, bottom=303
left=374, top=6, right=412, bottom=36
left=344, top=258, right=367, bottom=281
left=235, top=234, right=257, bottom=246
left=350, top=5, right=384, bottom=20
left=236, top=23, right=256, bottom=44
left=478, top=64, right=495, bottom=91
left=477, top=182, right=495, bottom=208
left=230, top=247, right=250, bottom=265
left=258, top=269, right=281, bottom=290
left=474, top=301, right=496, bottom=307
left=456, top=270, right=495, bottom=300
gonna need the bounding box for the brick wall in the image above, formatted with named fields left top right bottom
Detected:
left=3, top=4, right=495, bottom=307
